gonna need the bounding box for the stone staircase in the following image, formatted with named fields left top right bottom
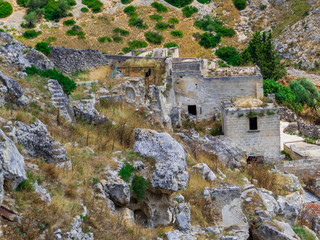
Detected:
left=48, top=79, right=74, bottom=123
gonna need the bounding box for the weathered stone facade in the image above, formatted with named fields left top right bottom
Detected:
left=221, top=102, right=281, bottom=164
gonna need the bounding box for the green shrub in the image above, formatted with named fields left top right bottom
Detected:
left=168, top=17, right=179, bottom=24
left=197, top=0, right=211, bottom=3
left=149, top=14, right=163, bottom=21
left=155, top=22, right=169, bottom=31
left=123, top=5, right=137, bottom=18
left=16, top=171, right=35, bottom=192
left=128, top=18, right=148, bottom=29
left=151, top=2, right=168, bottom=13
left=292, top=225, right=316, bottom=240
left=98, top=36, right=112, bottom=43
left=22, top=30, right=42, bottom=39
left=112, top=34, right=123, bottom=42
left=25, top=66, right=77, bottom=95
left=66, top=25, right=86, bottom=39
left=63, top=19, right=76, bottom=26
left=45, top=36, right=57, bottom=43
left=131, top=175, right=149, bottom=201
left=43, top=0, right=74, bottom=21
left=290, top=78, right=320, bottom=107
left=199, top=32, right=221, bottom=48
left=233, top=0, right=247, bottom=10
left=0, top=1, right=13, bottom=18
left=35, top=42, right=51, bottom=55
left=164, top=0, right=193, bottom=8
left=215, top=46, right=239, bottom=66
left=170, top=30, right=183, bottom=38
left=122, top=47, right=133, bottom=54
left=118, top=161, right=136, bottom=182
left=216, top=26, right=236, bottom=37
left=121, top=0, right=133, bottom=4
left=81, top=7, right=89, bottom=12
left=113, top=27, right=130, bottom=36
left=182, top=6, right=198, bottom=17
left=144, top=31, right=163, bottom=45
left=0, top=29, right=4, bottom=32
left=164, top=42, right=178, bottom=48
left=128, top=40, right=148, bottom=48
left=82, top=0, right=103, bottom=13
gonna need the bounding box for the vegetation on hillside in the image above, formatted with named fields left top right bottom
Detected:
left=0, top=0, right=13, bottom=18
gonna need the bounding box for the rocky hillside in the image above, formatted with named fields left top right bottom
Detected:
left=0, top=0, right=319, bottom=70
left=0, top=30, right=318, bottom=240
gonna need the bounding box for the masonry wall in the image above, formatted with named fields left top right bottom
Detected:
left=172, top=71, right=263, bottom=121
left=222, top=107, right=280, bottom=164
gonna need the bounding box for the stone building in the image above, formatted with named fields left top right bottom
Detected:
left=221, top=100, right=281, bottom=164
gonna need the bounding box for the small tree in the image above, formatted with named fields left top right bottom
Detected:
left=23, top=11, right=37, bottom=28
left=35, top=42, right=51, bottom=55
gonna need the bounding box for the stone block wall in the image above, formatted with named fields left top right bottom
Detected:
left=172, top=71, right=263, bottom=121
left=222, top=105, right=280, bottom=164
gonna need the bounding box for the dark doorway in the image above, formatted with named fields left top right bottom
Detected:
left=249, top=117, right=258, bottom=130
left=188, top=105, right=197, bottom=115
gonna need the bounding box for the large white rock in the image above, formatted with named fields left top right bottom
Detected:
left=133, top=129, right=188, bottom=192
left=0, top=129, right=26, bottom=190
left=193, top=163, right=216, bottom=181
left=104, top=170, right=130, bottom=206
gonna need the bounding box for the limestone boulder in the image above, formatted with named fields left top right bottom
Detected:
left=175, top=202, right=191, bottom=231
left=133, top=129, right=188, bottom=192
left=34, top=181, right=51, bottom=203
left=0, top=129, right=26, bottom=189
left=277, top=191, right=305, bottom=226
left=253, top=220, right=300, bottom=240
left=73, top=102, right=109, bottom=125
left=192, top=163, right=216, bottom=181
left=13, top=120, right=69, bottom=163
left=104, top=170, right=130, bottom=206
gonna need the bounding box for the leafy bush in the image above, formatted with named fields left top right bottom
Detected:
left=113, top=27, right=130, bottom=36
left=98, top=36, right=112, bottom=43
left=151, top=2, right=168, bottom=13
left=66, top=25, right=86, bottom=39
left=16, top=171, right=35, bottom=192
left=170, top=30, right=183, bottom=38
left=292, top=225, right=317, bottom=240
left=128, top=18, right=148, bottom=29
left=25, top=66, right=77, bottom=95
left=164, top=0, right=192, bottom=8
left=121, top=0, right=133, bottom=4
left=82, top=0, right=103, bottom=13
left=118, top=161, right=136, bottom=182
left=216, top=26, right=236, bottom=37
left=35, top=42, right=51, bottom=55
left=0, top=0, right=13, bottom=18
left=43, top=0, right=74, bottom=21
left=131, top=175, right=149, bottom=201
left=149, top=14, right=163, bottom=21
left=112, top=34, right=122, bottom=42
left=290, top=78, right=320, bottom=107
left=233, top=0, right=247, bottom=10
left=215, top=46, right=239, bottom=66
left=199, top=33, right=221, bottom=48
left=194, top=15, right=234, bottom=37
left=164, top=42, right=178, bottom=48
left=124, top=5, right=137, bottom=17
left=0, top=29, right=4, bottom=32
left=263, top=79, right=302, bottom=111
left=22, top=30, right=42, bottom=39
left=197, top=0, right=211, bottom=3
left=122, top=47, right=133, bottom=54
left=182, top=6, right=198, bottom=17
left=155, top=22, right=169, bottom=31
left=128, top=40, right=148, bottom=48
left=81, top=7, right=89, bottom=12
left=63, top=19, right=76, bottom=26
left=144, top=31, right=163, bottom=45
left=168, top=17, right=179, bottom=24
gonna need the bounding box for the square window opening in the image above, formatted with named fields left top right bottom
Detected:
left=188, top=105, right=197, bottom=115
left=249, top=117, right=258, bottom=130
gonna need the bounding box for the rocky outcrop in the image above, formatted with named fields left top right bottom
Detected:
left=112, top=77, right=145, bottom=105
left=0, top=71, right=28, bottom=106
left=192, top=163, right=216, bottom=181
left=34, top=181, right=51, bottom=203
left=253, top=220, right=300, bottom=240
left=133, top=129, right=188, bottom=192
left=205, top=186, right=249, bottom=239
left=74, top=102, right=109, bottom=125
left=49, top=46, right=110, bottom=74
left=280, top=108, right=297, bottom=122
left=103, top=170, right=130, bottom=206
left=0, top=32, right=54, bottom=71
left=297, top=118, right=320, bottom=139
left=13, top=120, right=69, bottom=163
left=277, top=192, right=305, bottom=225
left=175, top=202, right=191, bottom=231
left=48, top=79, right=74, bottom=123
left=0, top=129, right=26, bottom=190
left=178, top=129, right=246, bottom=168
